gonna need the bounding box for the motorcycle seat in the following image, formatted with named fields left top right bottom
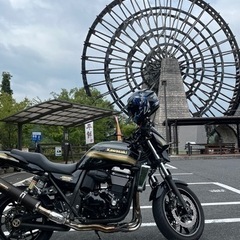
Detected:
left=10, top=149, right=78, bottom=175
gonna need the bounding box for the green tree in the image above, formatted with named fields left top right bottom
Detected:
left=117, top=114, right=136, bottom=138
left=0, top=84, right=136, bottom=151
left=51, top=87, right=113, bottom=109
left=0, top=72, right=32, bottom=150
left=1, top=72, right=13, bottom=95
left=50, top=87, right=139, bottom=144
left=0, top=93, right=30, bottom=150
left=48, top=87, right=116, bottom=146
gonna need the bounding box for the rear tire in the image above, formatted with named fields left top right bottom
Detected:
left=152, top=183, right=204, bottom=240
left=0, top=193, right=53, bottom=240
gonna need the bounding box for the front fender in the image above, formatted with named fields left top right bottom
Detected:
left=149, top=179, right=188, bottom=201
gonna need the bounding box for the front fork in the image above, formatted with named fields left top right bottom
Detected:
left=147, top=140, right=190, bottom=214
left=162, top=169, right=190, bottom=214
left=149, top=165, right=189, bottom=210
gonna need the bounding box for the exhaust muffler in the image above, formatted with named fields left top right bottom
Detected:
left=0, top=178, right=65, bottom=224
left=0, top=178, right=40, bottom=209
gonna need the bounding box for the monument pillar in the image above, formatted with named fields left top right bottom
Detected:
left=154, top=58, right=191, bottom=144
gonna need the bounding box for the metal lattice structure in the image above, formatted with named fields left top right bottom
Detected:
left=82, top=0, right=240, bottom=117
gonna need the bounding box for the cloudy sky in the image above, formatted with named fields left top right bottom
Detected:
left=1, top=0, right=240, bottom=102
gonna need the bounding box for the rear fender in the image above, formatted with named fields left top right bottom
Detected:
left=0, top=151, right=28, bottom=169
left=149, top=180, right=188, bottom=201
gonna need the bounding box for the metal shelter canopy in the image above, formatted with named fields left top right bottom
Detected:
left=2, top=99, right=119, bottom=127
left=1, top=99, right=119, bottom=149
left=165, top=116, right=240, bottom=126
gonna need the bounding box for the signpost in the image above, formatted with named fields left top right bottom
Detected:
left=32, top=132, right=42, bottom=152
left=85, top=122, right=94, bottom=144
left=32, top=132, right=42, bottom=142
left=55, top=146, right=62, bottom=157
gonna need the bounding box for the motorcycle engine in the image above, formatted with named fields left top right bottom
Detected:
left=80, top=167, right=133, bottom=220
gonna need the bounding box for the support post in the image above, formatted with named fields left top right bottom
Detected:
left=155, top=58, right=190, bottom=145
left=162, top=80, right=169, bottom=143
left=17, top=123, right=23, bottom=150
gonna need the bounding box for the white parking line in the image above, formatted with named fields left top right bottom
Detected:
left=8, top=174, right=240, bottom=226
left=172, top=172, right=193, bottom=175
left=166, top=164, right=177, bottom=169
left=142, top=180, right=240, bottom=225
left=214, top=182, right=240, bottom=195
left=205, top=218, right=240, bottom=224
left=202, top=201, right=240, bottom=206
left=154, top=173, right=193, bottom=176
left=141, top=218, right=240, bottom=226
left=188, top=182, right=240, bottom=195
left=140, top=201, right=240, bottom=208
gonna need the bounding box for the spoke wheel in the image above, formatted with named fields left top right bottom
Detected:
left=82, top=0, right=240, bottom=116
left=0, top=196, right=53, bottom=240
left=152, top=184, right=204, bottom=240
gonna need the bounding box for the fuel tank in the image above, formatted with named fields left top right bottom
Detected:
left=78, top=141, right=137, bottom=169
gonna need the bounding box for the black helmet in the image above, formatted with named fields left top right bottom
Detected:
left=126, top=90, right=159, bottom=124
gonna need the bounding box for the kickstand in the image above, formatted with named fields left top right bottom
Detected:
left=95, top=230, right=102, bottom=240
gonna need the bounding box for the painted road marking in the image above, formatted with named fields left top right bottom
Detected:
left=209, top=189, right=225, bottom=193
left=202, top=201, right=240, bottom=206
left=188, top=182, right=240, bottom=195
left=139, top=201, right=240, bottom=208
left=7, top=171, right=240, bottom=226
left=64, top=217, right=240, bottom=232
left=143, top=181, right=240, bottom=224
left=166, top=164, right=177, bottom=169
left=172, top=172, right=193, bottom=175
left=154, top=173, right=193, bottom=176
left=62, top=218, right=240, bottom=232
left=141, top=218, right=240, bottom=226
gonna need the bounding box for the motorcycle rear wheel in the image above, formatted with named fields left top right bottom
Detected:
left=0, top=193, right=53, bottom=240
left=152, top=183, right=204, bottom=240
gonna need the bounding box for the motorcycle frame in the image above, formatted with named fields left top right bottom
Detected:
left=49, top=167, right=143, bottom=231
left=50, top=168, right=139, bottom=224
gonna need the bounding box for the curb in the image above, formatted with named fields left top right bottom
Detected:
left=170, top=154, right=240, bottom=161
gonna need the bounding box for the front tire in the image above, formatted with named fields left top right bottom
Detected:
left=152, top=184, right=204, bottom=240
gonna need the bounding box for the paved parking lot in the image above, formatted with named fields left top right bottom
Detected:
left=2, top=156, right=240, bottom=239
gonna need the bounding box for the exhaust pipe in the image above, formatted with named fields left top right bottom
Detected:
left=0, top=178, right=65, bottom=224
left=0, top=178, right=142, bottom=232
left=0, top=178, right=40, bottom=209
left=64, top=192, right=142, bottom=232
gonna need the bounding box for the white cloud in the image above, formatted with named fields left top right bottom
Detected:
left=0, top=0, right=239, bottom=104
left=0, top=0, right=94, bottom=101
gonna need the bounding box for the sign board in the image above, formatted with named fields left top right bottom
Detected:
left=32, top=132, right=42, bottom=142
left=85, top=122, right=94, bottom=144
left=55, top=146, right=62, bottom=157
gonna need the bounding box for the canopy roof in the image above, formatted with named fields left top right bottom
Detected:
left=165, top=116, right=240, bottom=126
left=1, top=99, right=119, bottom=127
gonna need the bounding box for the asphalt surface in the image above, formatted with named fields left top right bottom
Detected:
left=2, top=156, right=240, bottom=240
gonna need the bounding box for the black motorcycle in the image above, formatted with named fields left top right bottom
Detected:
left=0, top=90, right=204, bottom=240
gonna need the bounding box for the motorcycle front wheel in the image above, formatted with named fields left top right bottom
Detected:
left=0, top=193, right=53, bottom=240
left=152, top=183, right=204, bottom=240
